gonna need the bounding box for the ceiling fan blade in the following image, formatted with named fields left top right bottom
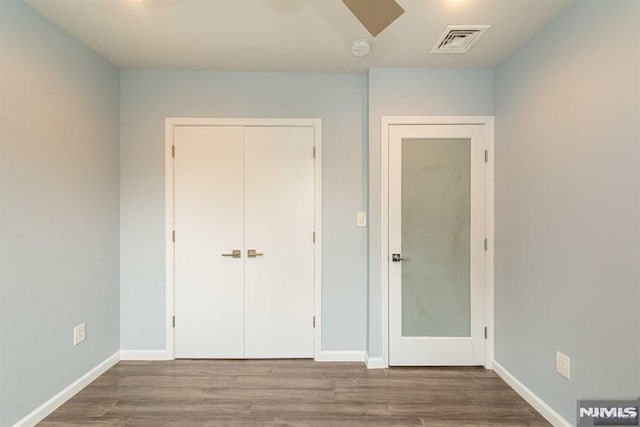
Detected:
left=342, top=0, right=405, bottom=37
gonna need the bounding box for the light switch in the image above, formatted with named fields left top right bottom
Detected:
left=357, top=211, right=367, bottom=227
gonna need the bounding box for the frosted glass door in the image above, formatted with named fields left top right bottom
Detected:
left=389, top=124, right=486, bottom=366
left=401, top=138, right=470, bottom=338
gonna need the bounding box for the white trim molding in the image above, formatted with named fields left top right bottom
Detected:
left=120, top=349, right=172, bottom=361
left=484, top=118, right=496, bottom=369
left=364, top=353, right=386, bottom=369
left=379, top=116, right=495, bottom=369
left=11, top=351, right=120, bottom=427
left=493, top=361, right=572, bottom=427
left=315, top=351, right=365, bottom=362
left=165, top=117, right=323, bottom=360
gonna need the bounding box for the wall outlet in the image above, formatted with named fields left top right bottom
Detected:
left=556, top=351, right=570, bottom=379
left=73, top=323, right=86, bottom=346
left=356, top=211, right=367, bottom=227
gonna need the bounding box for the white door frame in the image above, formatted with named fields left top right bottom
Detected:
left=165, top=117, right=323, bottom=360
left=380, top=116, right=495, bottom=369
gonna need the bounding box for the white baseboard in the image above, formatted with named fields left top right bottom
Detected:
left=492, top=361, right=572, bottom=427
left=12, top=351, right=120, bottom=427
left=120, top=349, right=172, bottom=361
left=364, top=352, right=386, bottom=369
left=314, top=350, right=365, bottom=362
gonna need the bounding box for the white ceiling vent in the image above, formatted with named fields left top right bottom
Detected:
left=431, top=25, right=491, bottom=54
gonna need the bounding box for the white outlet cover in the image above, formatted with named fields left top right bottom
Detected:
left=74, top=323, right=86, bottom=346
left=556, top=351, right=570, bottom=379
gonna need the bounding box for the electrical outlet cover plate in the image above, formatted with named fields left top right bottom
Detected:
left=556, top=351, right=570, bottom=379
left=74, top=323, right=86, bottom=346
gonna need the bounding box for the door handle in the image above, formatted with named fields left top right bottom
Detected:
left=221, top=250, right=241, bottom=258
left=392, top=253, right=408, bottom=262
left=247, top=249, right=264, bottom=258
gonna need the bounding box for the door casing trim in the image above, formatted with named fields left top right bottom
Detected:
left=165, top=117, right=323, bottom=360
left=380, top=116, right=495, bottom=369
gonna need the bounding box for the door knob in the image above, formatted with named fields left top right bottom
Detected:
left=221, top=250, right=241, bottom=258
left=392, top=253, right=406, bottom=262
left=247, top=249, right=264, bottom=258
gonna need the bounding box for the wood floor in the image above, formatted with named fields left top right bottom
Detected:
left=40, top=360, right=550, bottom=426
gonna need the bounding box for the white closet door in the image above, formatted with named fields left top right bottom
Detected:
left=244, top=127, right=315, bottom=358
left=174, top=126, right=245, bottom=358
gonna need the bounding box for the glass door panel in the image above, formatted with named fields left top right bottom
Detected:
left=401, top=138, right=471, bottom=338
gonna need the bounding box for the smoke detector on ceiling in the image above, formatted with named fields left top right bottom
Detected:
left=431, top=25, right=491, bottom=54
left=352, top=39, right=370, bottom=57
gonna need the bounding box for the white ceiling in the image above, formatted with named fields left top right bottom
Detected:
left=25, top=0, right=573, bottom=72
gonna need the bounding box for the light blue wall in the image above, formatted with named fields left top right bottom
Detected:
left=120, top=71, right=368, bottom=352
left=0, top=1, right=120, bottom=425
left=494, top=0, right=640, bottom=423
left=367, top=68, right=494, bottom=357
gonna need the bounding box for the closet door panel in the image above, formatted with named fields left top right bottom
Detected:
left=174, top=126, right=245, bottom=358
left=244, top=126, right=315, bottom=358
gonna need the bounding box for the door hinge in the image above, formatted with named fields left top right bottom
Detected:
left=313, top=146, right=316, bottom=159
left=172, top=145, right=175, bottom=158
left=172, top=230, right=175, bottom=242
left=484, top=326, right=487, bottom=339
left=484, top=238, right=488, bottom=251
left=313, top=231, right=316, bottom=243
left=313, top=316, right=316, bottom=328
left=172, top=316, right=175, bottom=328
left=484, top=149, right=488, bottom=163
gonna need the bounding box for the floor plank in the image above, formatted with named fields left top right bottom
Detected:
left=40, top=360, right=550, bottom=426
